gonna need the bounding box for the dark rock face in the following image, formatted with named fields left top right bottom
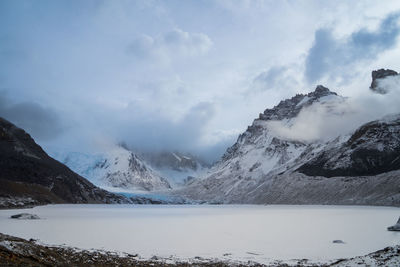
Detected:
left=0, top=117, right=129, bottom=207
left=370, top=69, right=398, bottom=94
left=298, top=115, right=400, bottom=177
left=259, top=85, right=336, bottom=121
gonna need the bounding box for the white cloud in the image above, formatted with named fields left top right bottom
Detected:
left=127, top=29, right=213, bottom=62
left=2, top=1, right=400, bottom=162
left=266, top=75, right=400, bottom=143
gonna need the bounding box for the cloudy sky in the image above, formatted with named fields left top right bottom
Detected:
left=1, top=0, right=400, bottom=162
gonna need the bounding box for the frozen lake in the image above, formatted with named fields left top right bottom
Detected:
left=0, top=204, right=399, bottom=264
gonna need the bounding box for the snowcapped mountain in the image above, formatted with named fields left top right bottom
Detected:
left=177, top=69, right=400, bottom=206
left=52, top=146, right=171, bottom=192
left=139, top=151, right=209, bottom=187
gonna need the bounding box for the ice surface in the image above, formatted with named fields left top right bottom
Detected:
left=0, top=205, right=399, bottom=265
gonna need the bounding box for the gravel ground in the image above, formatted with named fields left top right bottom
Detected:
left=1, top=232, right=399, bottom=266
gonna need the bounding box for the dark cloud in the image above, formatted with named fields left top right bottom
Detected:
left=0, top=94, right=63, bottom=141
left=305, top=12, right=400, bottom=83
left=116, top=102, right=216, bottom=154
left=253, top=66, right=288, bottom=90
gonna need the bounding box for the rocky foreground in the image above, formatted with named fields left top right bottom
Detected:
left=0, top=233, right=399, bottom=267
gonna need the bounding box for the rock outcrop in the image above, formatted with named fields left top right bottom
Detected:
left=370, top=68, right=399, bottom=94
left=297, top=114, right=400, bottom=177
left=387, top=217, right=400, bottom=231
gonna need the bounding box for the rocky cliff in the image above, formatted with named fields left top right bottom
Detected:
left=0, top=117, right=129, bottom=208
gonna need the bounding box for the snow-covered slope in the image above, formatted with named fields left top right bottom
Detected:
left=177, top=71, right=400, bottom=205
left=52, top=146, right=171, bottom=192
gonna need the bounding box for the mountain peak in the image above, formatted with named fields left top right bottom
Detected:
left=315, top=85, right=330, bottom=93
left=370, top=68, right=398, bottom=93
left=311, top=85, right=336, bottom=98
left=258, top=85, right=338, bottom=121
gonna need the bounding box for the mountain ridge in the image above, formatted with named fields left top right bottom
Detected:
left=177, top=69, right=400, bottom=206
left=0, top=117, right=130, bottom=208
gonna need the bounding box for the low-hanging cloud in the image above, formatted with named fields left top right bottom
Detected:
left=117, top=101, right=216, bottom=153
left=250, top=64, right=302, bottom=96
left=0, top=94, right=64, bottom=141
left=48, top=100, right=220, bottom=162
left=266, top=75, right=400, bottom=142
left=305, top=12, right=400, bottom=83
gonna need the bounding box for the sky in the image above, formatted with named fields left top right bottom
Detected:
left=1, top=0, right=400, bottom=162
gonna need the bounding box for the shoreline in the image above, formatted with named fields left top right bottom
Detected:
left=1, top=204, right=399, bottom=266
left=1, top=232, right=399, bottom=266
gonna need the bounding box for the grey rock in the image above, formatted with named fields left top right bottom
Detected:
left=387, top=217, right=400, bottom=231
left=370, top=68, right=398, bottom=94
left=10, top=213, right=40, bottom=220
left=332, top=240, right=345, bottom=244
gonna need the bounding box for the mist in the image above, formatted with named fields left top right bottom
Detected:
left=266, top=75, right=400, bottom=143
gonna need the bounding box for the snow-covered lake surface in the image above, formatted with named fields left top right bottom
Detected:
left=0, top=204, right=399, bottom=264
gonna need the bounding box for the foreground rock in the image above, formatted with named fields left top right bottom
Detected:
left=1, top=233, right=399, bottom=267
left=387, top=217, right=400, bottom=231
left=10, top=213, right=40, bottom=220
left=330, top=246, right=400, bottom=267
left=0, top=233, right=258, bottom=267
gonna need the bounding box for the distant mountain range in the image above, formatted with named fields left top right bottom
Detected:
left=2, top=69, right=400, bottom=207
left=177, top=69, right=400, bottom=206
left=52, top=148, right=171, bottom=192
left=51, top=149, right=209, bottom=192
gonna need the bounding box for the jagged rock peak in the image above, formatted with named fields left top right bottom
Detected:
left=370, top=69, right=398, bottom=93
left=258, top=85, right=337, bottom=121
left=314, top=85, right=331, bottom=95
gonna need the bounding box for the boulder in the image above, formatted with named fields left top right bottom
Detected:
left=332, top=240, right=345, bottom=244
left=10, top=213, right=40, bottom=220
left=387, top=217, right=400, bottom=231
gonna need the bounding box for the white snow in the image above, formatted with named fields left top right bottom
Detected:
left=296, top=95, right=310, bottom=107
left=0, top=205, right=399, bottom=265
left=172, top=153, right=182, bottom=162
left=50, top=146, right=170, bottom=191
